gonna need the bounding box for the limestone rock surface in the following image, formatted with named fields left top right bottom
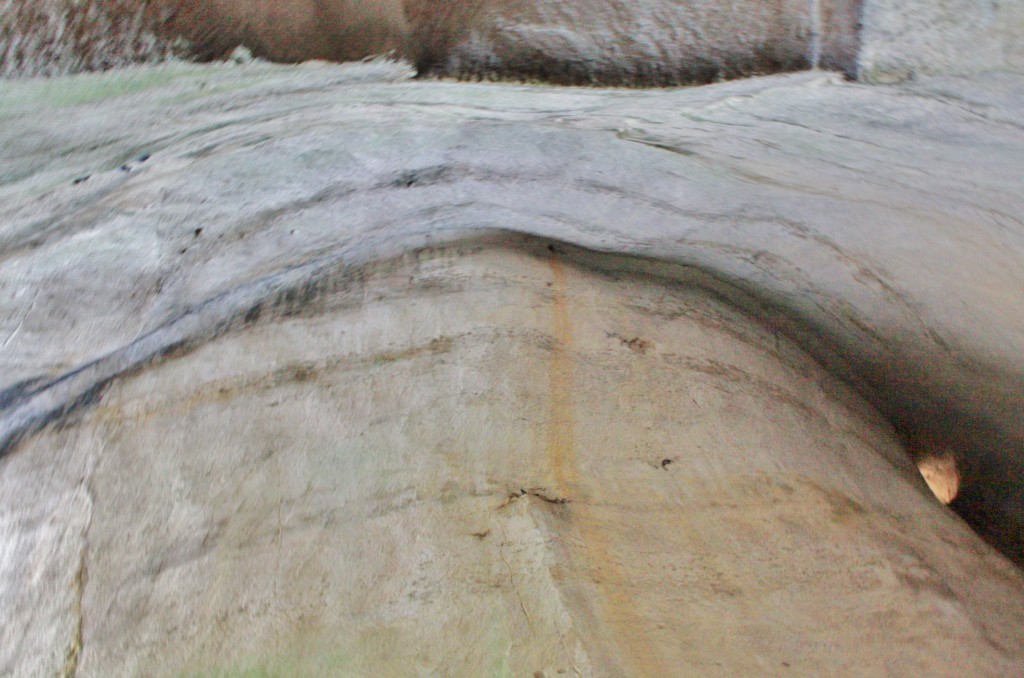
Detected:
left=859, top=0, right=1024, bottom=82
left=2, top=61, right=1024, bottom=676
left=0, top=0, right=863, bottom=84
left=409, top=0, right=860, bottom=83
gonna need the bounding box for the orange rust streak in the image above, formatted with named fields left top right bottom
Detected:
left=545, top=256, right=668, bottom=677
left=547, top=256, right=576, bottom=495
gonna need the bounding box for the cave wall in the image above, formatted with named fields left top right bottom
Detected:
left=2, top=2, right=1024, bottom=675
left=858, top=0, right=1024, bottom=82
left=5, top=235, right=1024, bottom=677
left=2, top=0, right=865, bottom=83
left=404, top=0, right=861, bottom=84
left=10, top=0, right=1024, bottom=84
left=172, top=0, right=866, bottom=84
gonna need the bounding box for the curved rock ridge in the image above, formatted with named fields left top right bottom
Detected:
left=3, top=62, right=1024, bottom=558
left=4, top=237, right=1024, bottom=677
left=1, top=61, right=1024, bottom=674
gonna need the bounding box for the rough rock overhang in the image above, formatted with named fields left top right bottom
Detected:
left=2, top=11, right=1024, bottom=673
left=1, top=65, right=1024, bottom=671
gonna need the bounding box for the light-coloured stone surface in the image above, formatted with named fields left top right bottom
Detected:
left=859, top=0, right=1024, bottom=82
left=5, top=241, right=1024, bottom=677
left=2, top=61, right=1024, bottom=675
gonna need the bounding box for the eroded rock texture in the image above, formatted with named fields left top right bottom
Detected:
left=2, top=0, right=863, bottom=83
left=859, top=0, right=1024, bottom=82
left=6, top=239, right=1024, bottom=676
left=2, top=61, right=1024, bottom=675
left=402, top=0, right=858, bottom=84
left=8, top=0, right=1024, bottom=85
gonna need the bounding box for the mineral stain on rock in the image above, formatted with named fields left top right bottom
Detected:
left=546, top=254, right=576, bottom=499
left=2, top=11, right=1024, bottom=672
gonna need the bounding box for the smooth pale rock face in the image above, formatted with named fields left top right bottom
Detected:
left=4, top=241, right=1024, bottom=677
left=859, top=0, right=1024, bottom=82
left=2, top=62, right=1024, bottom=675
